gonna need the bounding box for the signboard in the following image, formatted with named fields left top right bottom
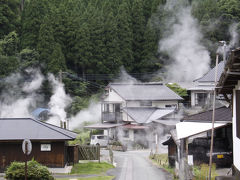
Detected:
left=41, top=144, right=51, bottom=151
left=188, top=155, right=193, bottom=166
left=22, top=139, right=32, bottom=155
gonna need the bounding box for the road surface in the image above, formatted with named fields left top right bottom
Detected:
left=107, top=150, right=173, bottom=180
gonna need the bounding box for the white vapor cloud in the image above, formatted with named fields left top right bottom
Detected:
left=159, top=1, right=210, bottom=82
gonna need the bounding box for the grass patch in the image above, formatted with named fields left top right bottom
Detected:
left=149, top=153, right=178, bottom=180
left=70, top=162, right=114, bottom=175
left=193, top=164, right=218, bottom=180
left=56, top=176, right=114, bottom=180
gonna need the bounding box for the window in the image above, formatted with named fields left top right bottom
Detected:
left=41, top=144, right=51, bottom=151
left=103, top=104, right=109, bottom=112
left=97, top=135, right=108, bottom=140
left=104, top=89, right=109, bottom=95
left=114, top=104, right=121, bottom=112
left=140, top=101, right=152, bottom=106
left=165, top=104, right=177, bottom=108
left=195, top=93, right=208, bottom=106
left=123, top=130, right=129, bottom=138
left=236, top=90, right=240, bottom=139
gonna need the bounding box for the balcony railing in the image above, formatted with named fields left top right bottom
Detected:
left=102, top=112, right=122, bottom=123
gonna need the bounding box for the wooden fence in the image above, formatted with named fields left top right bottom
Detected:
left=77, top=145, right=100, bottom=162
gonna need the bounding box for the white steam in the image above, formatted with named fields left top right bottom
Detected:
left=115, top=66, right=139, bottom=83
left=229, top=23, right=239, bottom=48
left=47, top=74, right=72, bottom=125
left=159, top=1, right=210, bottom=82
left=69, top=101, right=101, bottom=130
left=0, top=70, right=44, bottom=118
left=22, top=70, right=44, bottom=93
left=217, top=23, right=239, bottom=57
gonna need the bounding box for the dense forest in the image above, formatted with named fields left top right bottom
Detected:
left=0, top=0, right=240, bottom=111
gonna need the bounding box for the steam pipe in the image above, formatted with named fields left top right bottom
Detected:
left=208, top=52, right=219, bottom=180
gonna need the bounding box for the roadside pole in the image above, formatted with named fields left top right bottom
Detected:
left=208, top=52, right=219, bottom=180
left=25, top=142, right=28, bottom=180
left=22, top=139, right=32, bottom=180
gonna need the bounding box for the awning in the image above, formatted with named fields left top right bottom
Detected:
left=84, top=123, right=123, bottom=129
left=176, top=122, right=228, bottom=139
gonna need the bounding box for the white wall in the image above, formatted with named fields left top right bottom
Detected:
left=126, top=100, right=178, bottom=108
left=233, top=81, right=240, bottom=171
left=122, top=111, right=134, bottom=122
left=103, top=88, right=125, bottom=103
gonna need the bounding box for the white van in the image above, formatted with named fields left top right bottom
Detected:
left=90, top=135, right=109, bottom=146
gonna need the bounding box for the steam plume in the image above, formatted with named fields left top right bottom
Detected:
left=47, top=74, right=72, bottom=125
left=159, top=1, right=210, bottom=82
left=69, top=101, right=101, bottom=130
left=0, top=69, right=44, bottom=118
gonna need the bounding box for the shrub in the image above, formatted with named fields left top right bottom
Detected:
left=5, top=159, right=54, bottom=180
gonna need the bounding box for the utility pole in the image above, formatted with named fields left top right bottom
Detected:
left=59, top=70, right=62, bottom=83
left=208, top=52, right=219, bottom=180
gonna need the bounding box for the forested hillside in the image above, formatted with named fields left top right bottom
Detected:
left=0, top=0, right=240, bottom=99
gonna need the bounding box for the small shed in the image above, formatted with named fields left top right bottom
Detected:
left=0, top=118, right=77, bottom=172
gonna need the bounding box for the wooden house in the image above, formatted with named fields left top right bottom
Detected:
left=0, top=118, right=77, bottom=172
left=217, top=47, right=240, bottom=177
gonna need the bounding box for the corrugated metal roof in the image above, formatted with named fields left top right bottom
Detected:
left=176, top=122, right=228, bottom=139
left=182, top=107, right=232, bottom=123
left=123, top=107, right=175, bottom=124
left=0, top=118, right=77, bottom=140
left=217, top=48, right=240, bottom=94
left=109, top=83, right=183, bottom=101
left=195, top=61, right=225, bottom=82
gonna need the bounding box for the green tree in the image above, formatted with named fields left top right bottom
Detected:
left=116, top=0, right=134, bottom=72
left=0, top=55, right=19, bottom=77
left=102, top=9, right=121, bottom=74
left=19, top=48, right=40, bottom=69
left=48, top=43, right=66, bottom=74
left=0, top=31, right=19, bottom=56
left=20, top=0, right=51, bottom=49
left=131, top=0, right=146, bottom=72
left=37, top=16, right=55, bottom=74
left=0, top=0, right=20, bottom=39
left=167, top=83, right=187, bottom=97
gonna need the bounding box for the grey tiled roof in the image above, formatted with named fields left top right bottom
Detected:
left=0, top=118, right=77, bottom=140
left=181, top=107, right=232, bottom=122
left=109, top=83, right=183, bottom=101
left=195, top=61, right=225, bottom=82
left=123, top=107, right=175, bottom=124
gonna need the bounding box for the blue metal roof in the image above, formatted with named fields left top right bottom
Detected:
left=32, top=108, right=50, bottom=120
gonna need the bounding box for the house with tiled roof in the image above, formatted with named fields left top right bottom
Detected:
left=86, top=82, right=183, bottom=148
left=0, top=118, right=77, bottom=172
left=188, top=61, right=225, bottom=107
left=163, top=106, right=232, bottom=170
left=217, top=47, right=240, bottom=178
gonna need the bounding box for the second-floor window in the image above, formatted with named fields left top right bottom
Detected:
left=195, top=93, right=208, bottom=106
left=103, top=104, right=110, bottom=112
left=140, top=101, right=152, bottom=106
left=103, top=103, right=121, bottom=112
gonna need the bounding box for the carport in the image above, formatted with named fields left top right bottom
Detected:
left=84, top=123, right=123, bottom=143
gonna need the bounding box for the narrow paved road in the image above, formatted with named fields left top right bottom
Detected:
left=107, top=150, right=173, bottom=180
